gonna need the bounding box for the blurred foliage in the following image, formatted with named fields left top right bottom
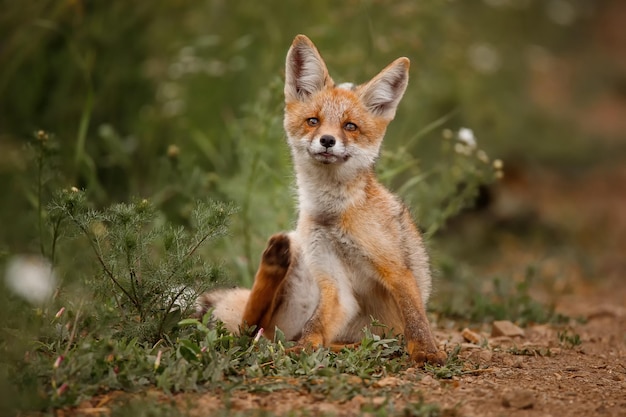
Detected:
left=434, top=259, right=569, bottom=326
left=2, top=0, right=623, bottom=267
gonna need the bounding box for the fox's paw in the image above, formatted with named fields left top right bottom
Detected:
left=285, top=333, right=325, bottom=355
left=285, top=344, right=309, bottom=356
left=329, top=342, right=360, bottom=353
left=285, top=342, right=316, bottom=356
left=410, top=349, right=447, bottom=367
left=298, top=333, right=324, bottom=348
left=262, top=233, right=291, bottom=270
left=407, top=340, right=447, bottom=367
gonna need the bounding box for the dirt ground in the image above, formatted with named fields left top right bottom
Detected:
left=163, top=163, right=624, bottom=417
left=183, top=311, right=626, bottom=417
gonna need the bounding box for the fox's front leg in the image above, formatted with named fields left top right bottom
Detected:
left=297, top=273, right=356, bottom=349
left=381, top=267, right=446, bottom=366
left=241, top=233, right=291, bottom=339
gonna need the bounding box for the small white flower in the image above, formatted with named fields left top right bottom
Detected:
left=493, top=159, right=504, bottom=170
left=457, top=128, right=477, bottom=148
left=5, top=255, right=56, bottom=305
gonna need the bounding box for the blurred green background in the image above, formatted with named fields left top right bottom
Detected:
left=1, top=0, right=625, bottom=285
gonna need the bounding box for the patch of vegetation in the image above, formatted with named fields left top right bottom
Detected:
left=558, top=329, right=582, bottom=349
left=425, top=345, right=464, bottom=380
left=434, top=263, right=570, bottom=326
left=11, top=313, right=419, bottom=412
left=48, top=188, right=234, bottom=342
left=506, top=346, right=552, bottom=357
left=172, top=317, right=408, bottom=391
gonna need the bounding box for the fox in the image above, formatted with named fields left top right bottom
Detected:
left=197, top=34, right=446, bottom=366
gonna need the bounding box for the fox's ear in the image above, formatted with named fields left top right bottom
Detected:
left=358, top=57, right=409, bottom=119
left=285, top=35, right=332, bottom=102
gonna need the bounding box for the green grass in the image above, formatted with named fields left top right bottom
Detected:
left=6, top=310, right=443, bottom=413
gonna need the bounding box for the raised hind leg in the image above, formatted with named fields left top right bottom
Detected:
left=241, top=233, right=292, bottom=339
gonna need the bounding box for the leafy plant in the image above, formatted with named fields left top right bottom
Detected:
left=175, top=315, right=409, bottom=387
left=47, top=189, right=235, bottom=342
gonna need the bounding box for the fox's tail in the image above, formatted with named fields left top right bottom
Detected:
left=194, top=288, right=250, bottom=334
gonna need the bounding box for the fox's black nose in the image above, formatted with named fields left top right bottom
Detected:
left=319, top=135, right=336, bottom=148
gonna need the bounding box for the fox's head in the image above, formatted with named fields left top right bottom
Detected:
left=284, top=35, right=409, bottom=174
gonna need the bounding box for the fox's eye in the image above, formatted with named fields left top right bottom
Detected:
left=344, top=122, right=357, bottom=131
left=306, top=117, right=319, bottom=127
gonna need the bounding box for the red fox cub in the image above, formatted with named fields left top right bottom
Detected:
left=197, top=34, right=446, bottom=366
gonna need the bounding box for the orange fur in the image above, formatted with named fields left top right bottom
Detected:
left=241, top=234, right=291, bottom=340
